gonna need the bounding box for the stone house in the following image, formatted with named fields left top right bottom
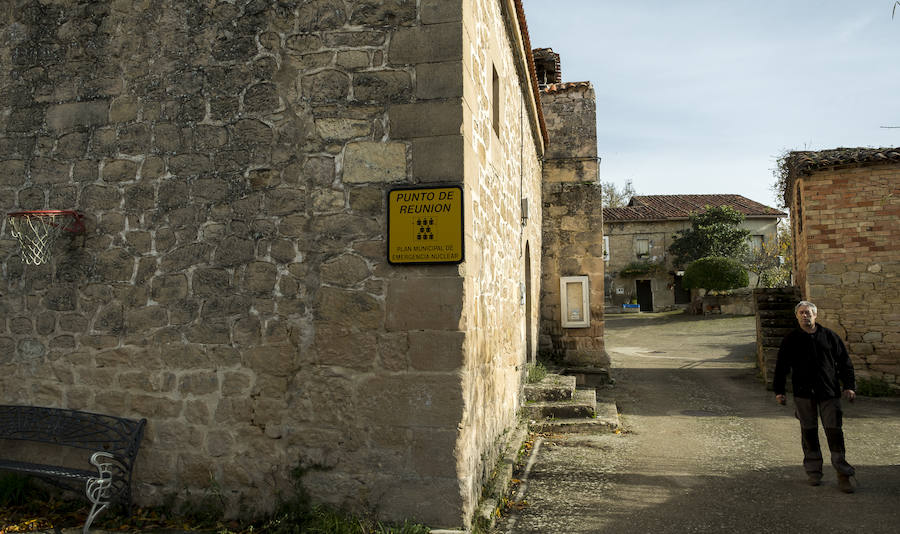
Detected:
left=603, top=195, right=785, bottom=311
left=780, top=147, right=900, bottom=386
left=0, top=1, right=592, bottom=529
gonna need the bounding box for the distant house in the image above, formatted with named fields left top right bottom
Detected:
left=603, top=195, right=786, bottom=311
left=781, top=147, right=900, bottom=386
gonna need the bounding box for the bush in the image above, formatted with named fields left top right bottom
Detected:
left=856, top=377, right=897, bottom=397
left=683, top=256, right=749, bottom=292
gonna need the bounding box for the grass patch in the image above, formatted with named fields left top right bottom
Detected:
left=257, top=504, right=430, bottom=534
left=526, top=362, right=549, bottom=384
left=0, top=473, right=31, bottom=506
left=231, top=465, right=430, bottom=534
left=857, top=377, right=897, bottom=397
left=0, top=467, right=430, bottom=534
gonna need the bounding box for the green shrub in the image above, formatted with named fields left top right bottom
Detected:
left=683, top=256, right=749, bottom=292
left=856, top=377, right=897, bottom=397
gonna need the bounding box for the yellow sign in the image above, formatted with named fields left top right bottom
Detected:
left=388, top=186, right=464, bottom=264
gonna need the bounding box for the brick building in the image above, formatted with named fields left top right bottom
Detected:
left=603, top=195, right=785, bottom=311
left=780, top=147, right=900, bottom=386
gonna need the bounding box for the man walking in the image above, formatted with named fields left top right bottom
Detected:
left=774, top=301, right=857, bottom=493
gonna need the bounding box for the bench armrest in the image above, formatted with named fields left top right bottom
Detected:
left=84, top=452, right=115, bottom=534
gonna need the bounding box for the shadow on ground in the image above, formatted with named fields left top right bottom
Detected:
left=506, top=461, right=900, bottom=534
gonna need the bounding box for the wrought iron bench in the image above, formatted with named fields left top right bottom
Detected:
left=0, top=405, right=147, bottom=534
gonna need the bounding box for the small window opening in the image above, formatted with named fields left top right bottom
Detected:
left=636, top=238, right=649, bottom=258
left=750, top=235, right=764, bottom=252
left=492, top=65, right=500, bottom=137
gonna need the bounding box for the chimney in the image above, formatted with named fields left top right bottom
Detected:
left=532, top=48, right=561, bottom=87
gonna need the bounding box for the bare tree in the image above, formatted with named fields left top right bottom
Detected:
left=601, top=179, right=636, bottom=208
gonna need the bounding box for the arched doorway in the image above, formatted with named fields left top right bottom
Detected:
left=524, top=242, right=534, bottom=364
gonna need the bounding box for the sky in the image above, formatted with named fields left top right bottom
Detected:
left=520, top=0, right=900, bottom=209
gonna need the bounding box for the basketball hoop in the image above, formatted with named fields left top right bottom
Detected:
left=6, top=210, right=85, bottom=265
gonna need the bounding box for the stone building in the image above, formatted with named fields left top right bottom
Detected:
left=780, top=147, right=900, bottom=386
left=533, top=48, right=606, bottom=370
left=603, top=195, right=785, bottom=311
left=0, top=0, right=562, bottom=529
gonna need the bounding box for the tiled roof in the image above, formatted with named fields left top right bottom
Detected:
left=779, top=147, right=900, bottom=205
left=542, top=81, right=592, bottom=94
left=603, top=194, right=786, bottom=222
left=512, top=0, right=549, bottom=151
left=785, top=147, right=900, bottom=175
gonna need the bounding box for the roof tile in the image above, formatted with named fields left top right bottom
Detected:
left=542, top=81, right=592, bottom=94
left=786, top=147, right=900, bottom=175
left=603, top=194, right=786, bottom=222
left=779, top=147, right=900, bottom=205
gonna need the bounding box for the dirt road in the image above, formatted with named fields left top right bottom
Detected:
left=497, top=312, right=900, bottom=533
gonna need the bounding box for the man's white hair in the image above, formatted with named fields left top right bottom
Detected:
left=795, top=300, right=817, bottom=314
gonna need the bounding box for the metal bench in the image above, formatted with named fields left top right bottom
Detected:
left=0, top=405, right=146, bottom=534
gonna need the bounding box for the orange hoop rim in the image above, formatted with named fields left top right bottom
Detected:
left=7, top=210, right=85, bottom=234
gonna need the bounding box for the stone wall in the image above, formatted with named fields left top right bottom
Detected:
left=541, top=83, right=597, bottom=185
left=539, top=182, right=605, bottom=364
left=0, top=0, right=543, bottom=528
left=537, top=83, right=604, bottom=366
left=458, top=0, right=544, bottom=521
left=791, top=163, right=900, bottom=384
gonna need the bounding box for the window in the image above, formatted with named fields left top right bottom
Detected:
left=492, top=65, right=500, bottom=137
left=750, top=235, right=764, bottom=252
left=636, top=238, right=649, bottom=258
left=603, top=236, right=610, bottom=262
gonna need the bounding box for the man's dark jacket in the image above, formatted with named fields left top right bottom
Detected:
left=774, top=325, right=856, bottom=399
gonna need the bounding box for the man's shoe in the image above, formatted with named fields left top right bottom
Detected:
left=807, top=473, right=823, bottom=486
left=837, top=474, right=856, bottom=493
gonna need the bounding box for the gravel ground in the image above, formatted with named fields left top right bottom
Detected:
left=497, top=311, right=900, bottom=534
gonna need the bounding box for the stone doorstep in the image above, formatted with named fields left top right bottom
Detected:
left=523, top=373, right=576, bottom=402
left=529, top=400, right=620, bottom=434
left=523, top=388, right=596, bottom=420
left=562, top=366, right=612, bottom=389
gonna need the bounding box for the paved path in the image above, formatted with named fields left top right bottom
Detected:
left=497, top=312, right=900, bottom=533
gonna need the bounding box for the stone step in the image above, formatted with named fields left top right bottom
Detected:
left=529, top=400, right=620, bottom=433
left=523, top=388, right=596, bottom=420
left=760, top=324, right=795, bottom=332
left=562, top=367, right=612, bottom=389
left=760, top=318, right=795, bottom=328
left=524, top=374, right=576, bottom=402
left=756, top=300, right=799, bottom=310
left=761, top=336, right=789, bottom=348
left=758, top=309, right=795, bottom=318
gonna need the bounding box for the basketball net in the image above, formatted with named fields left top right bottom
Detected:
left=7, top=211, right=84, bottom=266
